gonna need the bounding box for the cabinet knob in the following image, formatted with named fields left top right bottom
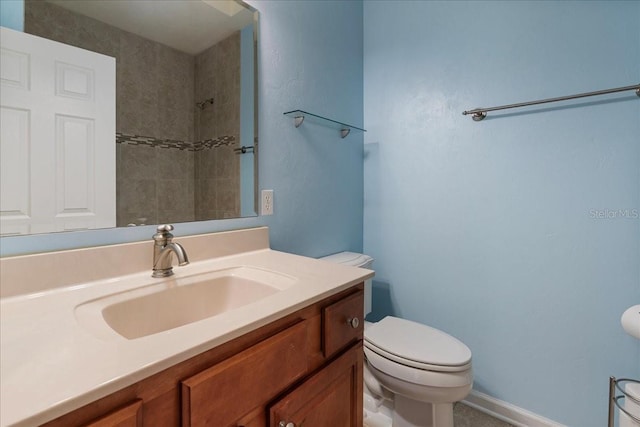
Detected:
left=278, top=422, right=295, bottom=427
left=347, top=317, right=360, bottom=329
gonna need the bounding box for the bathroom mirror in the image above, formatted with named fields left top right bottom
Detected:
left=1, top=0, right=258, bottom=236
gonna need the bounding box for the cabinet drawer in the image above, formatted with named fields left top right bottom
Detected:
left=84, top=400, right=142, bottom=427
left=182, top=321, right=308, bottom=427
left=322, top=290, right=364, bottom=357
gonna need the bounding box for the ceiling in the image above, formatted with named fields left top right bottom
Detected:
left=47, top=0, right=255, bottom=55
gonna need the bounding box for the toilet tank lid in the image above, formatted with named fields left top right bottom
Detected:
left=320, top=251, right=373, bottom=268
left=365, top=316, right=472, bottom=367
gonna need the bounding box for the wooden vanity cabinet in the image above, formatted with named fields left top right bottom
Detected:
left=41, top=284, right=364, bottom=427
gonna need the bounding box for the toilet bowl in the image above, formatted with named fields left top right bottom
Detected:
left=320, top=252, right=473, bottom=427
left=364, top=316, right=472, bottom=427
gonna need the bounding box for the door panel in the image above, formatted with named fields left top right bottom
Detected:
left=0, top=27, right=115, bottom=235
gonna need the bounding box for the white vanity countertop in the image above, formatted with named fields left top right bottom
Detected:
left=0, top=230, right=373, bottom=427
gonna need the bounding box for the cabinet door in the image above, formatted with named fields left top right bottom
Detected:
left=182, top=321, right=309, bottom=427
left=84, top=400, right=142, bottom=427
left=269, top=343, right=363, bottom=427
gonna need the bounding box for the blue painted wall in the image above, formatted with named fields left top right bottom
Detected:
left=363, top=1, right=639, bottom=426
left=0, top=0, right=23, bottom=30
left=0, top=0, right=364, bottom=258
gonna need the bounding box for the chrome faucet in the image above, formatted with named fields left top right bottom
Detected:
left=152, top=224, right=189, bottom=278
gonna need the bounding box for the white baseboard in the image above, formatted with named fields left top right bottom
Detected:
left=463, top=390, right=566, bottom=427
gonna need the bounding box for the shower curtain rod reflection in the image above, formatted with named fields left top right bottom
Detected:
left=233, top=146, right=254, bottom=154
left=462, top=83, right=640, bottom=121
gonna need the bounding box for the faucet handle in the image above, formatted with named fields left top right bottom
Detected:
left=156, top=224, right=174, bottom=233
left=153, top=224, right=175, bottom=244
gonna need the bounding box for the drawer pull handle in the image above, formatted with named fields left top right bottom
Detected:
left=347, top=317, right=360, bottom=329
left=279, top=422, right=295, bottom=427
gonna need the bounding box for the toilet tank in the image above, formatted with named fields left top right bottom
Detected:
left=320, top=252, right=373, bottom=316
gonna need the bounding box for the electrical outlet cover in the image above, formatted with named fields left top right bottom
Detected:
left=261, top=189, right=274, bottom=215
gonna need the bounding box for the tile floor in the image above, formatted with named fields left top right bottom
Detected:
left=364, top=401, right=515, bottom=427
left=453, top=403, right=515, bottom=427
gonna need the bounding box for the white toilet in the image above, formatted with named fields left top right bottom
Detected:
left=321, top=252, right=473, bottom=427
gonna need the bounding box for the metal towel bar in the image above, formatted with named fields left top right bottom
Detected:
left=463, top=84, right=640, bottom=121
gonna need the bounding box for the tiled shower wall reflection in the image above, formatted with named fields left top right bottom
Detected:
left=195, top=34, right=241, bottom=221
left=116, top=142, right=195, bottom=226
left=25, top=0, right=241, bottom=226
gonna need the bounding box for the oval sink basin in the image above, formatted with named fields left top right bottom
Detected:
left=75, top=266, right=296, bottom=340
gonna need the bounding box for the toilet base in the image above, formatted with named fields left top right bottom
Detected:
left=364, top=361, right=465, bottom=427
left=393, top=395, right=453, bottom=427
left=364, top=380, right=393, bottom=426
left=364, top=377, right=456, bottom=427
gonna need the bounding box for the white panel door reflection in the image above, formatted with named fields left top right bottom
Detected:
left=0, top=27, right=115, bottom=235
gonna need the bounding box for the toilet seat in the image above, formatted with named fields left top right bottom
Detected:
left=364, top=316, right=472, bottom=373
left=364, top=347, right=473, bottom=390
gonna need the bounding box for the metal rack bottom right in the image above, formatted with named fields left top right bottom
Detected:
left=609, top=377, right=640, bottom=426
